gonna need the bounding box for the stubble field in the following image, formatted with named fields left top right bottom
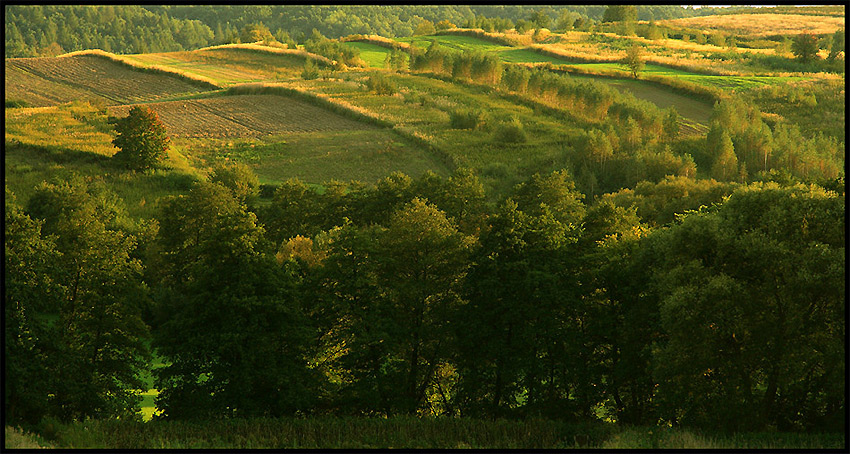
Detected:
left=107, top=94, right=377, bottom=138
left=5, top=55, right=212, bottom=106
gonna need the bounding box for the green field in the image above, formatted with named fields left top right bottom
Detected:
left=397, top=34, right=512, bottom=53
left=562, top=62, right=806, bottom=91
left=343, top=41, right=392, bottom=68
left=173, top=129, right=451, bottom=185
left=569, top=74, right=713, bottom=126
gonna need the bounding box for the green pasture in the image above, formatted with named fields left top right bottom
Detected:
left=173, top=128, right=451, bottom=186
left=4, top=103, right=200, bottom=218
left=396, top=34, right=511, bottom=53
left=343, top=42, right=392, bottom=68
left=569, top=74, right=713, bottom=125
left=298, top=73, right=590, bottom=196
left=563, top=62, right=806, bottom=91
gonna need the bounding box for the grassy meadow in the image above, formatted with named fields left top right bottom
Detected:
left=6, top=419, right=844, bottom=450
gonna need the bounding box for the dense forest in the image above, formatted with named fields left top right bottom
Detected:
left=7, top=163, right=844, bottom=431
left=5, top=5, right=708, bottom=57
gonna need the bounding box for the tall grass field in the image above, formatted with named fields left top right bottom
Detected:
left=6, top=419, right=844, bottom=450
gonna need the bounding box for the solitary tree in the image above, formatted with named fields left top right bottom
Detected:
left=112, top=106, right=170, bottom=171
left=791, top=33, right=820, bottom=63
left=623, top=44, right=644, bottom=79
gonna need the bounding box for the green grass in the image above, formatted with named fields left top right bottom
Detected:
left=563, top=62, right=806, bottom=91
left=569, top=74, right=713, bottom=126
left=5, top=102, right=201, bottom=219
left=173, top=129, right=451, bottom=186
left=24, top=418, right=844, bottom=449
left=499, top=48, right=571, bottom=64
left=397, top=34, right=511, bottom=53
left=343, top=42, right=392, bottom=68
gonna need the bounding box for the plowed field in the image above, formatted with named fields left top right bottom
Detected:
left=5, top=55, right=211, bottom=106
left=107, top=94, right=377, bottom=138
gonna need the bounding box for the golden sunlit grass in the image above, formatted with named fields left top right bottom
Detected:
left=660, top=13, right=846, bottom=37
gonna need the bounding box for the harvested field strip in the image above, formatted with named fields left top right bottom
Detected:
left=4, top=62, right=111, bottom=107
left=341, top=35, right=412, bottom=51
left=6, top=55, right=213, bottom=106
left=60, top=49, right=220, bottom=89
left=568, top=73, right=713, bottom=132
left=107, top=94, right=378, bottom=139
left=397, top=34, right=513, bottom=53
left=226, top=83, right=393, bottom=128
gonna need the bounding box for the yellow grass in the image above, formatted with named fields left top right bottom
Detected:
left=58, top=49, right=221, bottom=89
left=660, top=14, right=846, bottom=37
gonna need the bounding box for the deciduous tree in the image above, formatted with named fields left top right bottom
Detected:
left=112, top=106, right=170, bottom=171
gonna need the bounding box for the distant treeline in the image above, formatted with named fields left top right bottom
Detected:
left=5, top=5, right=710, bottom=58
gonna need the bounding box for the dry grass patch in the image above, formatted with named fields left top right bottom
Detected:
left=660, top=14, right=845, bottom=37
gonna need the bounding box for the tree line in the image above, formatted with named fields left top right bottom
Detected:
left=5, top=5, right=704, bottom=58
left=6, top=162, right=844, bottom=432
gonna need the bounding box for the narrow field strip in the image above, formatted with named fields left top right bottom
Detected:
left=107, top=94, right=378, bottom=139
left=6, top=55, right=212, bottom=106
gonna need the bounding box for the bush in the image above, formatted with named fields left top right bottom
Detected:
left=301, top=60, right=320, bottom=80
left=5, top=99, right=30, bottom=108
left=364, top=72, right=397, bottom=95
left=449, top=108, right=487, bottom=130
left=494, top=115, right=526, bottom=143
left=208, top=161, right=260, bottom=203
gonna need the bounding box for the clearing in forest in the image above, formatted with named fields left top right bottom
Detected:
left=107, top=94, right=379, bottom=138
left=4, top=55, right=212, bottom=106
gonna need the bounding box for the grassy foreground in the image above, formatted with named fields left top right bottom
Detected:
left=7, top=419, right=844, bottom=450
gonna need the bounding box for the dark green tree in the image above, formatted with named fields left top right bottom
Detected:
left=791, top=33, right=821, bottom=63
left=153, top=182, right=317, bottom=418
left=208, top=161, right=260, bottom=204
left=24, top=177, right=150, bottom=421
left=650, top=183, right=845, bottom=431
left=5, top=189, right=63, bottom=425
